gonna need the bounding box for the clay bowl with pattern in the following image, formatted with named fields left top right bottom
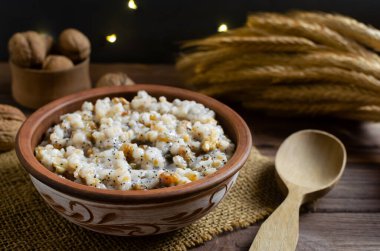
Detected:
left=16, top=84, right=252, bottom=236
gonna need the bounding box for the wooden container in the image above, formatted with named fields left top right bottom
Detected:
left=11, top=58, right=91, bottom=109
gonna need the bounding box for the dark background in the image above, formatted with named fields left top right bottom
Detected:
left=1, top=0, right=379, bottom=63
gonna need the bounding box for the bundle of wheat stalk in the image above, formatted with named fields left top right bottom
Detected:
left=176, top=11, right=380, bottom=121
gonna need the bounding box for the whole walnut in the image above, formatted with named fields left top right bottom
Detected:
left=0, top=104, right=26, bottom=152
left=59, top=28, right=91, bottom=62
left=8, top=31, right=53, bottom=67
left=42, top=55, right=74, bottom=71
left=96, top=72, right=135, bottom=87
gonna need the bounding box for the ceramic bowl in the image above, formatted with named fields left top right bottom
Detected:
left=11, top=58, right=91, bottom=109
left=16, top=85, right=252, bottom=236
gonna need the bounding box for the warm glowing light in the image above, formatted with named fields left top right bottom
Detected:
left=128, top=0, right=138, bottom=10
left=106, top=34, right=117, bottom=43
left=218, top=23, right=228, bottom=32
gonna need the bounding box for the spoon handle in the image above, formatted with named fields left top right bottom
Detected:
left=249, top=189, right=304, bottom=251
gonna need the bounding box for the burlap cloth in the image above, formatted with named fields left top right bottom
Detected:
left=0, top=148, right=281, bottom=250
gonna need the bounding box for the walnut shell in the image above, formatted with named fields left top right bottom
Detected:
left=59, top=28, right=91, bottom=62
left=8, top=31, right=52, bottom=68
left=96, top=72, right=135, bottom=87
left=42, top=55, right=74, bottom=71
left=0, top=104, right=26, bottom=152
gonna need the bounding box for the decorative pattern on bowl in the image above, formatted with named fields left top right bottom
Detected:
left=32, top=173, right=238, bottom=236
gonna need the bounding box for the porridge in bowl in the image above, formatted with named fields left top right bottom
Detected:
left=35, top=91, right=235, bottom=190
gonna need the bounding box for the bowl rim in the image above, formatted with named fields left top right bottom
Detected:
left=16, top=84, right=252, bottom=203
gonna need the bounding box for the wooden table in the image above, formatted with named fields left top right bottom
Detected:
left=1, top=63, right=379, bottom=251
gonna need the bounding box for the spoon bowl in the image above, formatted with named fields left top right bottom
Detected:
left=250, top=129, right=346, bottom=251
left=275, top=130, right=346, bottom=203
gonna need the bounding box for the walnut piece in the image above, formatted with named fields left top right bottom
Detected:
left=58, top=28, right=91, bottom=62
left=42, top=55, right=74, bottom=71
left=0, top=104, right=26, bottom=151
left=8, top=31, right=53, bottom=68
left=96, top=72, right=135, bottom=87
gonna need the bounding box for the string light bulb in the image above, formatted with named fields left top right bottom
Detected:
left=106, top=34, right=117, bottom=43
left=218, top=23, right=228, bottom=32
left=127, top=0, right=138, bottom=10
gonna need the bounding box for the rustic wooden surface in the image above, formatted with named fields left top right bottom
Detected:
left=1, top=62, right=379, bottom=251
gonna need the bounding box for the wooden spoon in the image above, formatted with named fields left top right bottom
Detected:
left=249, top=129, right=346, bottom=251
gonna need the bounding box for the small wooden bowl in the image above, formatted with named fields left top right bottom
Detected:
left=16, top=85, right=252, bottom=236
left=11, top=58, right=91, bottom=109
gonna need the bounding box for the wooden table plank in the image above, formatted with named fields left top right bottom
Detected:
left=1, top=62, right=380, bottom=250
left=311, top=163, right=380, bottom=213
left=193, top=213, right=380, bottom=251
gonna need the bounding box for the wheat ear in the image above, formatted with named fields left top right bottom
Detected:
left=182, top=36, right=317, bottom=49
left=177, top=37, right=323, bottom=74
left=336, top=106, right=380, bottom=121
left=188, top=66, right=380, bottom=93
left=259, top=84, right=380, bottom=106
left=247, top=13, right=366, bottom=53
left=201, top=83, right=380, bottom=106
left=290, top=11, right=380, bottom=52
left=200, top=51, right=380, bottom=79
left=243, top=101, right=361, bottom=115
